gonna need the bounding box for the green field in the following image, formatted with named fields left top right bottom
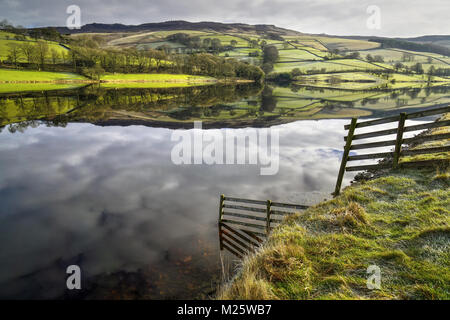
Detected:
left=354, top=48, right=450, bottom=72
left=312, top=36, right=381, bottom=51
left=0, top=83, right=85, bottom=94
left=274, top=59, right=387, bottom=73
left=0, top=68, right=87, bottom=93
left=278, top=48, right=323, bottom=62
left=136, top=41, right=185, bottom=50
left=0, top=68, right=86, bottom=82
left=100, top=82, right=213, bottom=89
left=0, top=69, right=218, bottom=92
left=100, top=73, right=216, bottom=82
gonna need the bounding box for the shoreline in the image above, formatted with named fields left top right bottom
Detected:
left=0, top=78, right=254, bottom=85
left=218, top=113, right=450, bottom=300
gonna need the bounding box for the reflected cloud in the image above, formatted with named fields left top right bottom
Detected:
left=0, top=119, right=353, bottom=298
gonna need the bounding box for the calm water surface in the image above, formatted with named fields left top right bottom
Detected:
left=1, top=83, right=441, bottom=299
left=0, top=119, right=354, bottom=299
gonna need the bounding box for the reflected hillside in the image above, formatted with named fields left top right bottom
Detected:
left=0, top=82, right=449, bottom=131
left=0, top=84, right=263, bottom=129
left=72, top=84, right=264, bottom=127
left=269, top=84, right=450, bottom=120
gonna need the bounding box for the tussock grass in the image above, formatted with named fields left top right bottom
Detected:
left=218, top=168, right=450, bottom=299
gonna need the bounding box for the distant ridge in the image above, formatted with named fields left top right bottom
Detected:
left=55, top=20, right=302, bottom=35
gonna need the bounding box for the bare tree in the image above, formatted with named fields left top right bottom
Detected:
left=7, top=43, right=21, bottom=66
left=19, top=42, right=37, bottom=65
left=50, top=48, right=60, bottom=64
left=36, top=40, right=49, bottom=70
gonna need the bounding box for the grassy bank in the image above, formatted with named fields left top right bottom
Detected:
left=219, top=118, right=449, bottom=300
left=100, top=73, right=216, bottom=83
left=0, top=69, right=216, bottom=84
left=0, top=68, right=87, bottom=82
left=0, top=69, right=223, bottom=92
left=0, top=83, right=86, bottom=93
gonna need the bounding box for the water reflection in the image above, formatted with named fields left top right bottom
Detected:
left=0, top=83, right=448, bottom=130
left=0, top=120, right=351, bottom=299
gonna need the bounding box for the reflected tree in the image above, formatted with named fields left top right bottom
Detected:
left=260, top=86, right=277, bottom=113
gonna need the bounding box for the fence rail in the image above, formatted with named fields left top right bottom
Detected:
left=334, top=105, right=450, bottom=195
left=218, top=195, right=309, bottom=258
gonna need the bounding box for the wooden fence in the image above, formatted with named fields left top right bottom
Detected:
left=334, top=105, right=450, bottom=195
left=218, top=195, right=309, bottom=258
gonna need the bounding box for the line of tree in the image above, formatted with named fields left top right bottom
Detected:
left=3, top=40, right=264, bottom=82
left=165, top=33, right=238, bottom=53
left=1, top=27, right=264, bottom=82
left=5, top=41, right=61, bottom=70
left=0, top=19, right=64, bottom=42
left=173, top=53, right=264, bottom=81
left=365, top=54, right=384, bottom=63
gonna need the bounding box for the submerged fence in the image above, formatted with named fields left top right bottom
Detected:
left=334, top=105, right=450, bottom=195
left=218, top=195, right=309, bottom=258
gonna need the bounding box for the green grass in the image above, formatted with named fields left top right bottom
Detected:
left=220, top=169, right=450, bottom=299
left=150, top=30, right=210, bottom=38
left=285, top=39, right=329, bottom=51
left=0, top=70, right=217, bottom=93
left=105, top=30, right=212, bottom=46
left=278, top=48, right=323, bottom=62
left=219, top=120, right=450, bottom=300
left=0, top=83, right=85, bottom=94
left=311, top=36, right=381, bottom=51
left=100, top=73, right=216, bottom=82
left=274, top=59, right=387, bottom=73
left=136, top=41, right=185, bottom=50
left=0, top=68, right=86, bottom=82
left=100, top=82, right=212, bottom=89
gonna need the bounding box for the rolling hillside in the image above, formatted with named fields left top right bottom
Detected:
left=59, top=21, right=449, bottom=81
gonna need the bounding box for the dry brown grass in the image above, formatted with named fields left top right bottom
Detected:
left=330, top=202, right=368, bottom=227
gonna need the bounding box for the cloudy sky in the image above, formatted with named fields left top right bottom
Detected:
left=1, top=0, right=449, bottom=37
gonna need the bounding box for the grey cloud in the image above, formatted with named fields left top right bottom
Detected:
left=0, top=0, right=448, bottom=37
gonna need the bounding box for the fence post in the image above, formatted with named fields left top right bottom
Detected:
left=334, top=118, right=358, bottom=196
left=393, top=113, right=406, bottom=168
left=219, top=194, right=225, bottom=224
left=266, top=200, right=272, bottom=235
left=218, top=195, right=225, bottom=251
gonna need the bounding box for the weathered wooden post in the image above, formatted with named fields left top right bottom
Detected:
left=334, top=118, right=358, bottom=196
left=218, top=194, right=225, bottom=251
left=219, top=194, right=225, bottom=224
left=266, top=200, right=272, bottom=235
left=393, top=113, right=406, bottom=168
